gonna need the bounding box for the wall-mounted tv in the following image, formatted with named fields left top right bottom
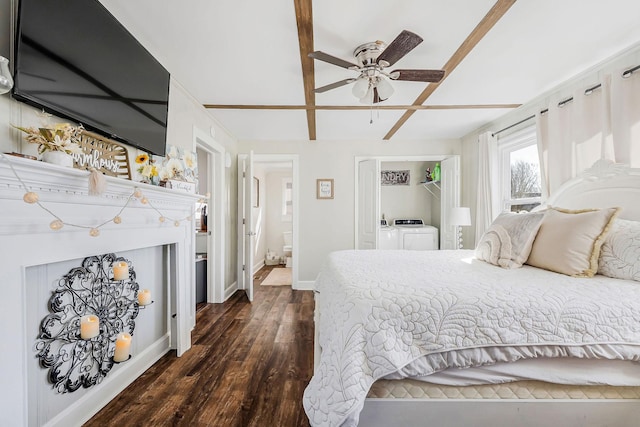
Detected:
left=13, top=0, right=170, bottom=156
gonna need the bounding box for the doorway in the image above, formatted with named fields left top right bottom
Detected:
left=237, top=154, right=299, bottom=301
left=193, top=126, right=226, bottom=304
left=354, top=155, right=460, bottom=250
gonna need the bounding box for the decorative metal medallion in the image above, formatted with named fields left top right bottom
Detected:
left=35, top=253, right=139, bottom=393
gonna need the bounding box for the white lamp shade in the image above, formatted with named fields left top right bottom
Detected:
left=449, top=207, right=471, bottom=226
left=359, top=87, right=374, bottom=105
left=352, top=77, right=370, bottom=99
left=376, top=76, right=394, bottom=100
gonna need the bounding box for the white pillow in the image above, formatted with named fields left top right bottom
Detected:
left=475, top=211, right=545, bottom=269
left=598, top=219, right=640, bottom=281
left=526, top=207, right=619, bottom=277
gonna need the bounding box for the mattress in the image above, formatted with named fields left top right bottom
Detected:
left=368, top=379, right=640, bottom=400
left=372, top=356, right=640, bottom=399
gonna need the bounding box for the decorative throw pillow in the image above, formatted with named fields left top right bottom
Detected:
left=475, top=211, right=546, bottom=269
left=598, top=219, right=640, bottom=281
left=526, top=207, right=619, bottom=277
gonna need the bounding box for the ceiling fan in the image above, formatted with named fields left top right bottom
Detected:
left=309, top=30, right=445, bottom=104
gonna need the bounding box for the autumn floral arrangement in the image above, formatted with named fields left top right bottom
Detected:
left=13, top=122, right=84, bottom=155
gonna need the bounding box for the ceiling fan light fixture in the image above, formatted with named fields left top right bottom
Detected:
left=376, top=76, right=394, bottom=100
left=352, top=77, right=370, bottom=99
left=360, top=87, right=374, bottom=105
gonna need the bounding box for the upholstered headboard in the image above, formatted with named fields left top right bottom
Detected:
left=545, top=160, right=640, bottom=221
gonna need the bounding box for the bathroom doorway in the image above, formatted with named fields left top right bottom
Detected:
left=247, top=154, right=299, bottom=290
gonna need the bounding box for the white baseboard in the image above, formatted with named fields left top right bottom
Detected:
left=46, top=334, right=170, bottom=427
left=295, top=280, right=315, bottom=291
left=253, top=258, right=265, bottom=274
left=224, top=281, right=238, bottom=301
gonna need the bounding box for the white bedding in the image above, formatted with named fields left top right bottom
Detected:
left=303, top=250, right=640, bottom=427
left=386, top=354, right=640, bottom=386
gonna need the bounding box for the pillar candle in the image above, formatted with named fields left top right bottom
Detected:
left=80, top=315, right=100, bottom=339
left=113, top=261, right=128, bottom=281
left=113, top=332, right=132, bottom=362
left=138, top=289, right=152, bottom=306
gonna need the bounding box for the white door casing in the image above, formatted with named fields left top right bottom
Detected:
left=193, top=126, right=226, bottom=304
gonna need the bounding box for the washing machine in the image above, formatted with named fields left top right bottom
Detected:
left=393, top=219, right=439, bottom=250
left=378, top=221, right=399, bottom=250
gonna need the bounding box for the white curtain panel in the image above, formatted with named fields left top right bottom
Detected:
left=475, top=131, right=499, bottom=244
left=536, top=79, right=615, bottom=196
left=611, top=68, right=640, bottom=167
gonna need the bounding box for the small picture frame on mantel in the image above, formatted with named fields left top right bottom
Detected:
left=316, top=179, right=334, bottom=199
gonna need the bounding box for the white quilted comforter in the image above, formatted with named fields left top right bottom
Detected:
left=303, top=250, right=640, bottom=427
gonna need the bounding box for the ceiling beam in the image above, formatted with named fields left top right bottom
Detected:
left=204, top=104, right=520, bottom=111
left=383, top=0, right=517, bottom=140
left=293, top=0, right=316, bottom=140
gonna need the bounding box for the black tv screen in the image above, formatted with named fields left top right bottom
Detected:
left=13, top=0, right=170, bottom=156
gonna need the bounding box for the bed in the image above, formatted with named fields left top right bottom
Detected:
left=303, top=161, right=640, bottom=427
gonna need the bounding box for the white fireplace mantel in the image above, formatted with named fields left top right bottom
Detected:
left=0, top=155, right=201, bottom=426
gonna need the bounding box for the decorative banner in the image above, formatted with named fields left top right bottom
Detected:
left=381, top=170, right=410, bottom=186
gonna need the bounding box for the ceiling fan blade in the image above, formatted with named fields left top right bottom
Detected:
left=376, top=30, right=423, bottom=67
left=308, top=51, right=359, bottom=69
left=391, top=69, right=445, bottom=82
left=314, top=78, right=356, bottom=93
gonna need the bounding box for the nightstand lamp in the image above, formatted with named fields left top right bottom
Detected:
left=450, top=207, right=471, bottom=249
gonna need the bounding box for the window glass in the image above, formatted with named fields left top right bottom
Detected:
left=498, top=126, right=542, bottom=212
left=282, top=178, right=293, bottom=220
left=509, top=144, right=541, bottom=211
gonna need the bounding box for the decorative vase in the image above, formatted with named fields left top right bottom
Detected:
left=0, top=55, right=13, bottom=95
left=43, top=151, right=74, bottom=168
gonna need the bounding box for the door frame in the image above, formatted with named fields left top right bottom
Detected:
left=354, top=154, right=451, bottom=249
left=193, top=126, right=226, bottom=303
left=242, top=153, right=300, bottom=289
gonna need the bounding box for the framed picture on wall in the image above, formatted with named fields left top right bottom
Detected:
left=316, top=179, right=334, bottom=199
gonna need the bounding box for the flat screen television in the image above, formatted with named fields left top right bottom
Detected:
left=12, top=0, right=170, bottom=156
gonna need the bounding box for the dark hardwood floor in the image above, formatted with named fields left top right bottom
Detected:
left=84, top=266, right=314, bottom=427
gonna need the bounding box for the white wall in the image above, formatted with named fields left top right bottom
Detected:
left=460, top=42, right=640, bottom=248
left=380, top=161, right=437, bottom=226
left=238, top=139, right=461, bottom=282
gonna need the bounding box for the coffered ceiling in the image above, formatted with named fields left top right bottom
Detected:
left=99, top=0, right=640, bottom=142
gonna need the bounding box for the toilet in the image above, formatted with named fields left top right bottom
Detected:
left=283, top=231, right=292, bottom=268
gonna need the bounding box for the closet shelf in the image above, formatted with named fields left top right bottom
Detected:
left=420, top=181, right=441, bottom=198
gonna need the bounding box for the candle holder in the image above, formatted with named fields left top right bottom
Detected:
left=138, top=300, right=155, bottom=309
left=112, top=354, right=132, bottom=364
left=34, top=253, right=142, bottom=394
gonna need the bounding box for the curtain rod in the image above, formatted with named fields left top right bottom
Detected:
left=492, top=63, right=639, bottom=137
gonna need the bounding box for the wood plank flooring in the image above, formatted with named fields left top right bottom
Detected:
left=84, top=266, right=314, bottom=427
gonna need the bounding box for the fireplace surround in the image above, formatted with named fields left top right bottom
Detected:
left=0, top=155, right=200, bottom=426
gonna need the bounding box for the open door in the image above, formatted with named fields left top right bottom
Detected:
left=236, top=152, right=255, bottom=301
left=357, top=159, right=380, bottom=249
left=440, top=155, right=461, bottom=250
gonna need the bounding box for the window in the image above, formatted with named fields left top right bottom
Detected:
left=498, top=126, right=542, bottom=212
left=282, top=178, right=292, bottom=221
